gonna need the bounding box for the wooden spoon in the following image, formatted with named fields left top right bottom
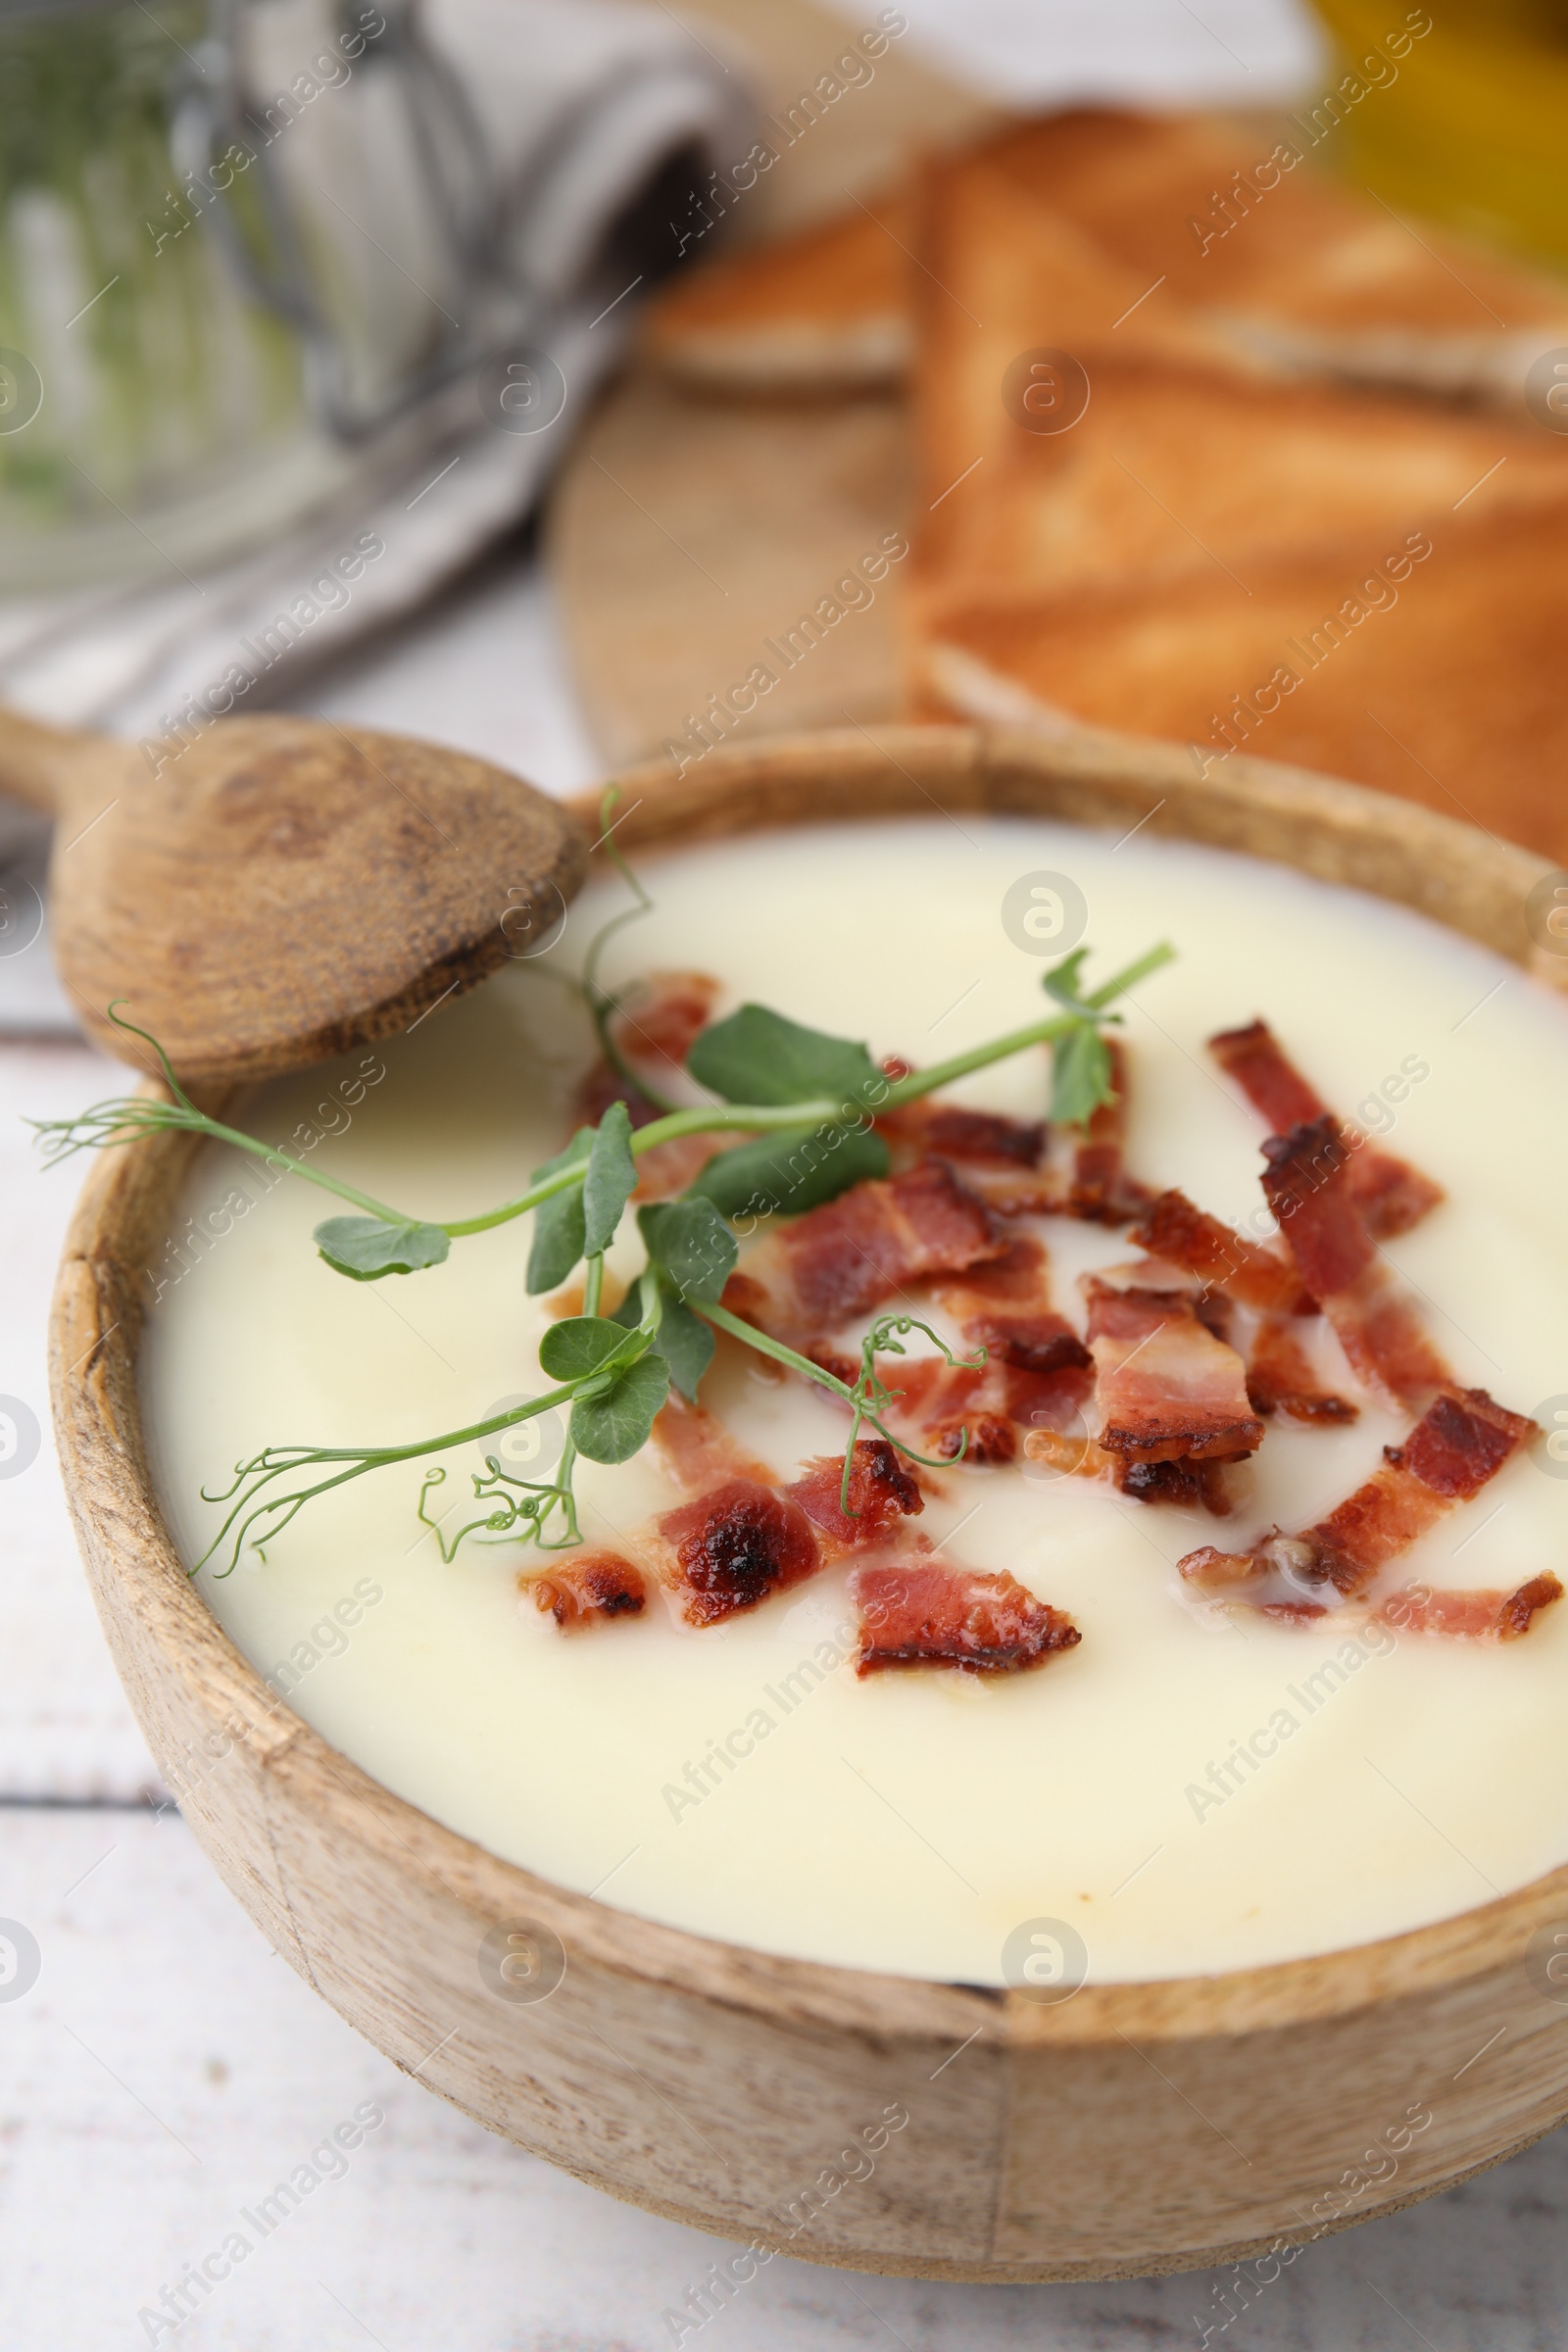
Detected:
left=0, top=708, right=588, bottom=1084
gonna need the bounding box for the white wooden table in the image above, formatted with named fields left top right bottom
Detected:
left=7, top=5, right=1568, bottom=2343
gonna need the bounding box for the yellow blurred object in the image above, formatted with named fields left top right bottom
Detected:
left=1309, top=0, right=1568, bottom=269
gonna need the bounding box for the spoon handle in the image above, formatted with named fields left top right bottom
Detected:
left=0, top=706, right=103, bottom=817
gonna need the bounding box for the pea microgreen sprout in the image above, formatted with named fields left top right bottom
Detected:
left=416, top=1462, right=579, bottom=1564
left=31, top=942, right=1174, bottom=1278
left=197, top=1388, right=584, bottom=1576
left=30, top=834, right=1176, bottom=1571
left=577, top=784, right=690, bottom=1116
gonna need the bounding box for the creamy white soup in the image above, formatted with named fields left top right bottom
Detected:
left=140, top=818, right=1568, bottom=1984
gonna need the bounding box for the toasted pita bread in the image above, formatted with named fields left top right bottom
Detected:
left=984, top=110, right=1568, bottom=408
left=919, top=495, right=1568, bottom=862
left=639, top=198, right=911, bottom=392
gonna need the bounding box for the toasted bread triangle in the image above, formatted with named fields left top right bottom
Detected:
left=983, top=109, right=1568, bottom=397
left=920, top=494, right=1568, bottom=863
left=914, top=334, right=1568, bottom=609
left=640, top=198, right=911, bottom=392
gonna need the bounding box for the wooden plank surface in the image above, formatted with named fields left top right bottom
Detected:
left=1, top=1802, right=1565, bottom=2349
left=0, top=1038, right=162, bottom=1803
left=2, top=2, right=1565, bottom=2334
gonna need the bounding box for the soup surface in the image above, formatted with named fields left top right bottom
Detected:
left=142, top=818, right=1568, bottom=1984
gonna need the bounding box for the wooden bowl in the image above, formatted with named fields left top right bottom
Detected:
left=51, top=723, right=1568, bottom=2283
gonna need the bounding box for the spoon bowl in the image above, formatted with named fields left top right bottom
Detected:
left=0, top=708, right=588, bottom=1082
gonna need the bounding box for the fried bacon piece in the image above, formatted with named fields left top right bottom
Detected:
left=734, top=1222, right=1091, bottom=1471
left=930, top=1233, right=1095, bottom=1382
left=649, top=1396, right=819, bottom=1626
left=719, top=1159, right=1004, bottom=1349
left=1116, top=1456, right=1236, bottom=1512
left=1246, top=1314, right=1357, bottom=1425
left=529, top=1552, right=647, bottom=1629
left=1376, top=1575, right=1563, bottom=1639
left=1210, top=1019, right=1444, bottom=1239
left=652, top=1392, right=776, bottom=1492
left=851, top=1554, right=1080, bottom=1675
left=1086, top=1278, right=1264, bottom=1467
left=877, top=1099, right=1058, bottom=1212
left=1068, top=1041, right=1152, bottom=1224
left=879, top=1352, right=1091, bottom=1466
left=646, top=1400, right=925, bottom=1624
left=655, top=1480, right=821, bottom=1627
left=878, top=1100, right=1047, bottom=1168
left=1180, top=1386, right=1537, bottom=1600
left=576, top=969, right=722, bottom=1200
left=1260, top=1119, right=1450, bottom=1413
left=786, top=1440, right=923, bottom=1555
left=1131, top=1190, right=1313, bottom=1315
left=861, top=1231, right=1094, bottom=1464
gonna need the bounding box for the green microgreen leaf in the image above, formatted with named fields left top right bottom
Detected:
left=613, top=1283, right=714, bottom=1401
left=637, top=1198, right=737, bottom=1303
left=689, top=1122, right=889, bottom=1222
left=314, top=1215, right=451, bottom=1280
left=1042, top=949, right=1097, bottom=1017
left=1036, top=943, right=1175, bottom=1127
left=538, top=1313, right=640, bottom=1384
left=1049, top=1023, right=1113, bottom=1127
left=686, top=1004, right=880, bottom=1108
left=569, top=1352, right=670, bottom=1463
left=581, top=1100, right=637, bottom=1256
left=526, top=1128, right=594, bottom=1294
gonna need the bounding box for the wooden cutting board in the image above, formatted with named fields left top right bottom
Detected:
left=550, top=0, right=992, bottom=766
left=549, top=377, right=910, bottom=768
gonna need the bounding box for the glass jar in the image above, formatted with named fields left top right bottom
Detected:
left=0, top=0, right=490, bottom=592
left=0, top=0, right=355, bottom=589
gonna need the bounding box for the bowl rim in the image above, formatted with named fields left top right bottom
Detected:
left=52, top=717, right=1568, bottom=2056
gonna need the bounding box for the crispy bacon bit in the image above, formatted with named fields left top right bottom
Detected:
left=1210, top=1020, right=1444, bottom=1240
left=577, top=970, right=718, bottom=1127
left=878, top=1347, right=1092, bottom=1467
left=881, top=1357, right=1017, bottom=1463
left=1260, top=1119, right=1450, bottom=1412
left=619, top=970, right=719, bottom=1068
left=1377, top=1575, right=1564, bottom=1639
left=785, top=1441, right=923, bottom=1555
left=931, top=1233, right=1094, bottom=1382
left=1210, top=1020, right=1331, bottom=1130
left=655, top=1478, right=821, bottom=1627
left=1348, top=1152, right=1447, bottom=1247
left=1246, top=1315, right=1357, bottom=1424
left=1086, top=1279, right=1264, bottom=1467
left=1116, top=1456, right=1235, bottom=1513
left=719, top=1160, right=1004, bottom=1348
left=851, top=1557, right=1080, bottom=1675
left=1178, top=1542, right=1265, bottom=1590
left=1023, top=1424, right=1112, bottom=1478
left=1131, top=1190, right=1313, bottom=1315
left=652, top=1392, right=776, bottom=1492
left=879, top=1099, right=1047, bottom=1167
left=1068, top=1041, right=1153, bottom=1224
left=1179, top=1388, right=1537, bottom=1599
left=635, top=1132, right=731, bottom=1201
left=574, top=970, right=723, bottom=1200
left=876, top=1100, right=1058, bottom=1214
left=1393, top=1391, right=1532, bottom=1495
left=529, top=1552, right=647, bottom=1630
